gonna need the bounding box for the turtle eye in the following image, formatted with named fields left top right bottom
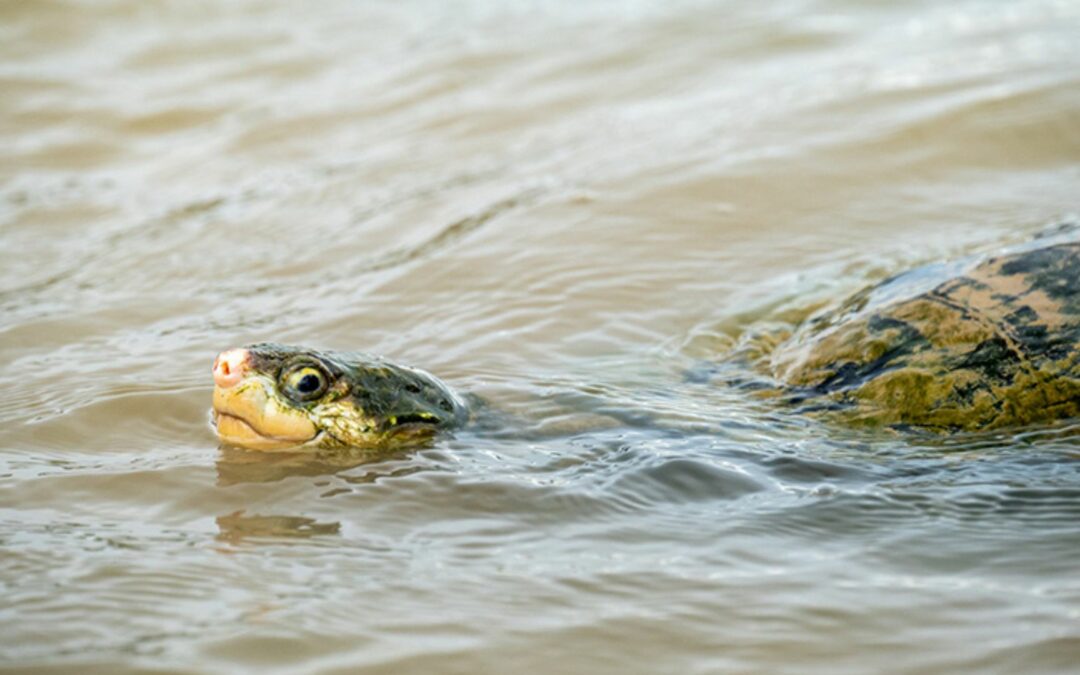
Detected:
left=282, top=366, right=329, bottom=401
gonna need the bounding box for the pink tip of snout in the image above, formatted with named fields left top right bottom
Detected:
left=213, top=348, right=250, bottom=389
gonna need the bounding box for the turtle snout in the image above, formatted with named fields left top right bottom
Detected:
left=213, top=348, right=251, bottom=389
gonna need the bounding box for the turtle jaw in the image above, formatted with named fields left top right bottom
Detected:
left=212, top=375, right=321, bottom=452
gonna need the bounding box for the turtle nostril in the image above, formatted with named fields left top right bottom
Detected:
left=213, top=349, right=250, bottom=388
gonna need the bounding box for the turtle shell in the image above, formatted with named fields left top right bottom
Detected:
left=770, top=240, right=1080, bottom=431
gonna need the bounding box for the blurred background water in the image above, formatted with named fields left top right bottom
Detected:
left=2, top=1, right=1079, bottom=673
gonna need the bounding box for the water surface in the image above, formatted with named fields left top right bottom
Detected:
left=2, top=1, right=1080, bottom=673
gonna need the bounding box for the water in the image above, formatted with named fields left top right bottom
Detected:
left=3, top=1, right=1080, bottom=672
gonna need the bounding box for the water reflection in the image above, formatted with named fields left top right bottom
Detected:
left=215, top=511, right=341, bottom=543
left=214, top=445, right=416, bottom=486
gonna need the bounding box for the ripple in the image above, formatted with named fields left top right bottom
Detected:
left=610, top=457, right=765, bottom=505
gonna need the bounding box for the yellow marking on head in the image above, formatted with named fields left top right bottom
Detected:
left=212, top=375, right=318, bottom=451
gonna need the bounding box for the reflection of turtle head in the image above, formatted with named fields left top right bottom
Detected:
left=211, top=343, right=466, bottom=451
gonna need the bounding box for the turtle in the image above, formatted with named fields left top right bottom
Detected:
left=210, top=235, right=1079, bottom=451
left=759, top=236, right=1079, bottom=432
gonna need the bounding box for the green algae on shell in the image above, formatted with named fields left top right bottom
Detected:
left=767, top=240, right=1080, bottom=432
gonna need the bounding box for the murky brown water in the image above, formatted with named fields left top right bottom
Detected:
left=3, top=1, right=1080, bottom=673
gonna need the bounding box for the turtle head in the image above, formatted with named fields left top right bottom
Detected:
left=211, top=342, right=466, bottom=451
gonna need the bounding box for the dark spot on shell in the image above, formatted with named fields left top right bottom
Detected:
left=1001, top=304, right=1076, bottom=360
left=814, top=361, right=863, bottom=392
left=811, top=314, right=929, bottom=394
left=1000, top=243, right=1080, bottom=304
left=1005, top=305, right=1038, bottom=326
left=950, top=380, right=981, bottom=405
left=958, top=336, right=1019, bottom=383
